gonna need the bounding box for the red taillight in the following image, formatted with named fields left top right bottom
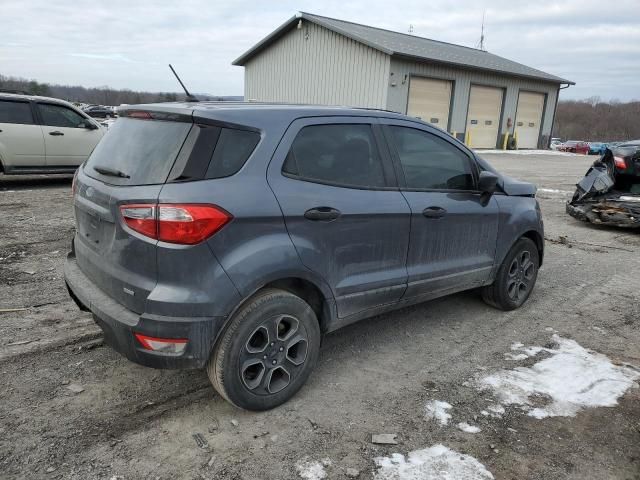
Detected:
left=614, top=156, right=627, bottom=169
left=157, top=204, right=232, bottom=244
left=134, top=333, right=188, bottom=354
left=119, top=203, right=232, bottom=245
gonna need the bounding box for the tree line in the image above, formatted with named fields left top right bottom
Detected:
left=0, top=74, right=239, bottom=105
left=554, top=97, right=640, bottom=142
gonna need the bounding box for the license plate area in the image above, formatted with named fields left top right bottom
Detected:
left=77, top=210, right=105, bottom=251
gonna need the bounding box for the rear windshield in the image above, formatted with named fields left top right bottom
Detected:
left=85, top=117, right=192, bottom=185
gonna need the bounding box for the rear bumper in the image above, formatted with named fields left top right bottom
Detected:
left=64, top=252, right=226, bottom=369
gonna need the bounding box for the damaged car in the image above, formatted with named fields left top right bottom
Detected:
left=567, top=141, right=640, bottom=227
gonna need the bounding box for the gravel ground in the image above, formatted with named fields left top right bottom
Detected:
left=0, top=153, right=639, bottom=480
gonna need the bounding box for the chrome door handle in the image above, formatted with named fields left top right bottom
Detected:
left=49, top=131, right=64, bottom=136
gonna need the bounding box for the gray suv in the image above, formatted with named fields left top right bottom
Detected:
left=64, top=103, right=543, bottom=411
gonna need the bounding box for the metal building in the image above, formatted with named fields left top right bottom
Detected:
left=233, top=12, right=574, bottom=149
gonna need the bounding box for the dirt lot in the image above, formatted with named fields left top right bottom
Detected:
left=1, top=153, right=639, bottom=480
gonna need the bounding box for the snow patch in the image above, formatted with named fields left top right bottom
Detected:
left=506, top=343, right=543, bottom=360
left=296, top=459, right=330, bottom=479
left=457, top=422, right=481, bottom=433
left=504, top=353, right=529, bottom=361
left=479, top=335, right=640, bottom=419
left=537, top=188, right=572, bottom=195
left=424, top=400, right=452, bottom=426
left=374, top=444, right=494, bottom=480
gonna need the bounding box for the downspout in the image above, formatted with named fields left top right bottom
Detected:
left=548, top=82, right=571, bottom=148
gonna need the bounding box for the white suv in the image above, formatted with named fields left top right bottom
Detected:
left=0, top=93, right=104, bottom=174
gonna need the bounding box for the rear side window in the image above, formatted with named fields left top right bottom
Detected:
left=388, top=126, right=475, bottom=190
left=282, top=124, right=386, bottom=188
left=85, top=117, right=192, bottom=185
left=0, top=100, right=34, bottom=125
left=206, top=128, right=260, bottom=178
left=37, top=103, right=86, bottom=128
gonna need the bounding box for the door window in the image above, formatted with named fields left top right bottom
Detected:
left=37, top=103, right=87, bottom=128
left=0, top=100, right=34, bottom=125
left=389, top=126, right=475, bottom=190
left=283, top=124, right=386, bottom=188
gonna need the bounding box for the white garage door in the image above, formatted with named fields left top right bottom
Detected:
left=515, top=92, right=545, bottom=149
left=407, top=77, right=452, bottom=129
left=466, top=85, right=503, bottom=149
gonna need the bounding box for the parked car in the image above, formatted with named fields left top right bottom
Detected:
left=588, top=142, right=608, bottom=155
left=83, top=105, right=113, bottom=118
left=550, top=139, right=563, bottom=150
left=559, top=140, right=589, bottom=154
left=64, top=103, right=544, bottom=410
left=0, top=93, right=104, bottom=174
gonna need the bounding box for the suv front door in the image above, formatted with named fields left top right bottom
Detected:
left=381, top=120, right=499, bottom=300
left=36, top=102, right=102, bottom=167
left=0, top=99, right=45, bottom=170
left=268, top=117, right=410, bottom=319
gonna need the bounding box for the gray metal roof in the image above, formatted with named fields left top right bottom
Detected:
left=233, top=12, right=574, bottom=85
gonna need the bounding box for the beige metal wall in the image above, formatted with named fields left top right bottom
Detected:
left=244, top=22, right=390, bottom=108
left=386, top=57, right=559, bottom=147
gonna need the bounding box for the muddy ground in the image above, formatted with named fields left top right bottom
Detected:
left=0, top=153, right=639, bottom=480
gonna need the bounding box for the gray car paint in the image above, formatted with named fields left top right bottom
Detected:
left=67, top=102, right=543, bottom=368
left=266, top=116, right=411, bottom=318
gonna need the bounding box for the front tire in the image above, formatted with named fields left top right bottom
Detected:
left=482, top=237, right=539, bottom=311
left=207, top=288, right=321, bottom=411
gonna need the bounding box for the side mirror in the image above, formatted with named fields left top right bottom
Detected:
left=478, top=171, right=500, bottom=194
left=82, top=121, right=98, bottom=130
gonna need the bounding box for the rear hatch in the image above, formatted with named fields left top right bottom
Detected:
left=73, top=111, right=195, bottom=313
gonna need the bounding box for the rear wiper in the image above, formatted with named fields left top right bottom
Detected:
left=92, top=165, right=130, bottom=179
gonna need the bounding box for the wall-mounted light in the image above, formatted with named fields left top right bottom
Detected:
left=402, top=74, right=408, bottom=85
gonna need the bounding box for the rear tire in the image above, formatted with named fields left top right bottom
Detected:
left=482, top=237, right=539, bottom=311
left=207, top=288, right=321, bottom=411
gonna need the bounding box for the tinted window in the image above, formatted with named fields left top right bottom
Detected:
left=206, top=128, right=260, bottom=178
left=85, top=117, right=192, bottom=185
left=38, top=103, right=86, bottom=128
left=283, top=124, right=386, bottom=188
left=389, top=126, right=474, bottom=190
left=0, top=100, right=34, bottom=125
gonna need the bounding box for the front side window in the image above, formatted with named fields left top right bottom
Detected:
left=389, top=126, right=475, bottom=190
left=0, top=100, right=34, bottom=125
left=37, top=103, right=87, bottom=128
left=283, top=124, right=386, bottom=188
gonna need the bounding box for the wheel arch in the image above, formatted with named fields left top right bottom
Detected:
left=521, top=229, right=544, bottom=266
left=210, top=273, right=336, bottom=358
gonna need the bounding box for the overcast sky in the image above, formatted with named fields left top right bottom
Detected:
left=2, top=0, right=639, bottom=101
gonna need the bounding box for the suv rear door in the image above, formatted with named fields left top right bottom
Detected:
left=0, top=98, right=45, bottom=169
left=267, top=117, right=410, bottom=319
left=381, top=120, right=499, bottom=300
left=36, top=102, right=102, bottom=167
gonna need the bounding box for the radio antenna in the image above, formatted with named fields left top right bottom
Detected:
left=477, top=11, right=486, bottom=51
left=169, top=64, right=198, bottom=102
